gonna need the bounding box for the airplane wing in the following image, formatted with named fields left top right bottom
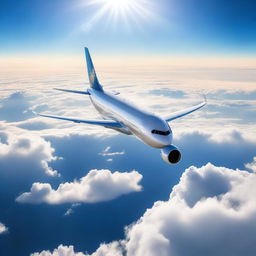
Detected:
left=37, top=113, right=123, bottom=128
left=165, top=97, right=206, bottom=122
left=54, top=88, right=90, bottom=95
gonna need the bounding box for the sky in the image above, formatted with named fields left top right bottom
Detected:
left=0, top=0, right=256, bottom=256
left=1, top=0, right=256, bottom=57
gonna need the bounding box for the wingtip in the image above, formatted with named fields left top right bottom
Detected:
left=203, top=94, right=207, bottom=104
left=198, top=93, right=207, bottom=105
left=32, top=111, right=46, bottom=118
left=32, top=110, right=39, bottom=116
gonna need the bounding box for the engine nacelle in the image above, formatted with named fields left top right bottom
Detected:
left=161, top=145, right=181, bottom=164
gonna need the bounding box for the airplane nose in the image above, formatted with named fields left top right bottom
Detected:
left=157, top=134, right=173, bottom=147
left=165, top=134, right=173, bottom=145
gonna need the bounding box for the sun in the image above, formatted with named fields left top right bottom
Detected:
left=104, top=0, right=135, bottom=11
left=81, top=0, right=155, bottom=31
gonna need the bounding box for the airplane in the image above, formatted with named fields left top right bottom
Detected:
left=38, top=48, right=206, bottom=164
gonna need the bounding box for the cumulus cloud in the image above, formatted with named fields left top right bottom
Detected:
left=17, top=169, right=142, bottom=204
left=31, top=244, right=85, bottom=256
left=31, top=242, right=123, bottom=256
left=245, top=157, right=256, bottom=173
left=0, top=222, right=8, bottom=234
left=0, top=131, right=59, bottom=177
left=35, top=163, right=256, bottom=255
left=121, top=163, right=256, bottom=256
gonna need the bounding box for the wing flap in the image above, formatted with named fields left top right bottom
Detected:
left=37, top=113, right=123, bottom=128
left=165, top=98, right=206, bottom=122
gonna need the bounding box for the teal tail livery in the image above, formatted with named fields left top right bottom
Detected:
left=84, top=47, right=103, bottom=91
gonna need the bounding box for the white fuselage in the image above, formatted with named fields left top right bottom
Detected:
left=88, top=88, right=173, bottom=148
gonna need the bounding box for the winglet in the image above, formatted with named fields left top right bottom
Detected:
left=203, top=94, right=207, bottom=104
left=84, top=47, right=103, bottom=91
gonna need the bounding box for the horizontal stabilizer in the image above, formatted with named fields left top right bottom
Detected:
left=54, top=88, right=90, bottom=95
left=37, top=113, right=123, bottom=128
left=165, top=96, right=206, bottom=122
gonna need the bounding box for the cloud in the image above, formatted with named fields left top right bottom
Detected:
left=0, top=92, right=34, bottom=122
left=64, top=203, right=81, bottom=216
left=99, top=146, right=125, bottom=156
left=0, top=222, right=8, bottom=234
left=1, top=66, right=256, bottom=140
left=245, top=157, right=256, bottom=173
left=31, top=244, right=85, bottom=256
left=29, top=163, right=256, bottom=256
left=16, top=169, right=143, bottom=204
left=17, top=119, right=53, bottom=131
left=0, top=130, right=59, bottom=177
left=147, top=89, right=187, bottom=99
left=121, top=163, right=256, bottom=256
left=31, top=242, right=123, bottom=256
left=2, top=63, right=256, bottom=255
left=35, top=163, right=256, bottom=255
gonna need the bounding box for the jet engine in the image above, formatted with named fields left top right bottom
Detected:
left=161, top=145, right=181, bottom=164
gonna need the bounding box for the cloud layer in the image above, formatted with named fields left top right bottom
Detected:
left=17, top=169, right=142, bottom=204
left=32, top=163, right=256, bottom=255
left=1, top=64, right=256, bottom=255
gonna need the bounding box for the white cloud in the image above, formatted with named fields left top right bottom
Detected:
left=64, top=208, right=74, bottom=216
left=121, top=163, right=256, bottom=256
left=99, top=146, right=125, bottom=156
left=64, top=203, right=81, bottom=216
left=31, top=244, right=85, bottom=256
left=89, top=242, right=124, bottom=256
left=0, top=130, right=59, bottom=177
left=37, top=163, right=256, bottom=255
left=0, top=222, right=7, bottom=234
left=1, top=65, right=256, bottom=139
left=17, top=169, right=142, bottom=204
left=31, top=242, right=123, bottom=256
left=245, top=157, right=256, bottom=173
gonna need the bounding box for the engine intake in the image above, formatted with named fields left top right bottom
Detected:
left=161, top=145, right=181, bottom=164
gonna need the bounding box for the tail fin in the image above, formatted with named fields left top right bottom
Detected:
left=84, top=47, right=103, bottom=91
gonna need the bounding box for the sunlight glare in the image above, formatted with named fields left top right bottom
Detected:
left=81, top=0, right=155, bottom=32
left=106, top=0, right=135, bottom=11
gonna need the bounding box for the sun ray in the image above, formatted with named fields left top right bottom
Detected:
left=80, top=0, right=157, bottom=32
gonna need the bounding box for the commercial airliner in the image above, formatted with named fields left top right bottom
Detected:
left=38, top=48, right=206, bottom=164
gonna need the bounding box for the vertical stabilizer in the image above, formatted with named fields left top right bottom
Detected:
left=84, top=47, right=103, bottom=91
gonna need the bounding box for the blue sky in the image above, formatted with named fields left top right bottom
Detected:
left=1, top=0, right=256, bottom=56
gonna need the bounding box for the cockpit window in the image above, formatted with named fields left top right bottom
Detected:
left=151, top=130, right=171, bottom=136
